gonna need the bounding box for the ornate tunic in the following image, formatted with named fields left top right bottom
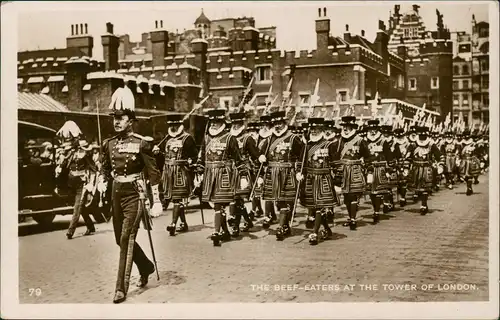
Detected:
left=233, top=132, right=260, bottom=199
left=161, top=132, right=198, bottom=200
left=254, top=135, right=272, bottom=198
left=58, top=147, right=98, bottom=190
left=331, top=133, right=368, bottom=194
left=459, top=142, right=481, bottom=178
left=260, top=130, right=304, bottom=202
left=198, top=132, right=245, bottom=203
left=408, top=139, right=441, bottom=192
left=363, top=134, right=393, bottom=194
left=301, top=139, right=339, bottom=208
left=101, top=133, right=161, bottom=186
left=440, top=141, right=461, bottom=173
left=391, top=138, right=414, bottom=184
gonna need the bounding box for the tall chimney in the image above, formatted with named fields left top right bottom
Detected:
left=101, top=22, right=119, bottom=70
left=343, top=24, right=351, bottom=42
left=67, top=22, right=94, bottom=57
left=151, top=21, right=169, bottom=67
left=316, top=8, right=330, bottom=52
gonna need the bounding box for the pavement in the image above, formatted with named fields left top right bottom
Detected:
left=19, top=174, right=489, bottom=304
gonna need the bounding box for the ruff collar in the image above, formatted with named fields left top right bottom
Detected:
left=209, top=124, right=226, bottom=137
left=273, top=125, right=288, bottom=137
left=416, top=138, right=431, bottom=147
left=341, top=130, right=356, bottom=140
left=366, top=131, right=382, bottom=142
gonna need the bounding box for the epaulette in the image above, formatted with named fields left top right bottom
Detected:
left=132, top=133, right=154, bottom=142
left=102, top=134, right=120, bottom=145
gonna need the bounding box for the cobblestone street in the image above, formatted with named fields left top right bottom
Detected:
left=19, top=175, right=489, bottom=304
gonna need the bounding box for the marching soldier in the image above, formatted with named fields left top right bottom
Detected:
left=324, top=120, right=341, bottom=224
left=363, top=120, right=393, bottom=223
left=153, top=114, right=198, bottom=236
left=392, top=128, right=413, bottom=207
left=299, top=118, right=338, bottom=245
left=257, top=110, right=304, bottom=241
left=256, top=115, right=277, bottom=229
left=99, top=86, right=163, bottom=304
left=381, top=124, right=397, bottom=211
left=440, top=130, right=461, bottom=189
left=227, top=112, right=258, bottom=237
left=331, top=116, right=368, bottom=230
left=55, top=121, right=97, bottom=239
left=408, top=126, right=443, bottom=214
left=246, top=121, right=264, bottom=219
left=458, top=129, right=481, bottom=195
left=196, top=109, right=249, bottom=246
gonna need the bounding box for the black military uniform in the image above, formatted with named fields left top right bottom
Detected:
left=100, top=86, right=161, bottom=303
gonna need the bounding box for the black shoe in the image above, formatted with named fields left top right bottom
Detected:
left=342, top=220, right=351, bottom=227
left=305, top=217, right=315, bottom=229
left=113, top=291, right=126, bottom=304
left=230, top=227, right=240, bottom=238
left=241, top=221, right=253, bottom=232
left=249, top=211, right=255, bottom=221
left=320, top=228, right=333, bottom=240
left=466, top=188, right=473, bottom=196
left=211, top=233, right=221, bottom=246
left=262, top=217, right=272, bottom=229
left=308, top=233, right=318, bottom=245
left=176, top=222, right=188, bottom=233
left=276, top=227, right=284, bottom=241
left=349, top=220, right=357, bottom=230
left=221, top=231, right=232, bottom=241
left=166, top=224, right=176, bottom=236
left=399, top=198, right=406, bottom=207
left=283, top=225, right=291, bottom=236
left=420, top=206, right=428, bottom=215
left=413, top=194, right=419, bottom=202
left=84, top=229, right=95, bottom=236
left=382, top=204, right=390, bottom=214
left=373, top=213, right=380, bottom=224
left=137, top=265, right=155, bottom=288
left=66, top=232, right=73, bottom=240
left=227, top=215, right=236, bottom=227
left=255, top=209, right=263, bottom=218
left=474, top=179, right=479, bottom=185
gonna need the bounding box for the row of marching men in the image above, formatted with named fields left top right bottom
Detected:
left=51, top=85, right=488, bottom=303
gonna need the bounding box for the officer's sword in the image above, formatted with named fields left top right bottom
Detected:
left=139, top=178, right=160, bottom=281
left=290, top=128, right=309, bottom=231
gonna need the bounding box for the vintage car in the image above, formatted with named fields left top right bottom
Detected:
left=18, top=121, right=108, bottom=225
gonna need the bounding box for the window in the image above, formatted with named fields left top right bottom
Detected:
left=404, top=28, right=409, bottom=37
left=483, top=93, right=489, bottom=107
left=219, top=97, right=233, bottom=109
left=397, top=74, right=404, bottom=88
left=462, top=65, right=469, bottom=75
left=453, top=65, right=459, bottom=75
left=255, top=66, right=272, bottom=82
left=463, top=115, right=468, bottom=125
left=453, top=80, right=459, bottom=90
left=462, top=80, right=469, bottom=89
left=299, top=93, right=310, bottom=105
left=462, top=93, right=469, bottom=104
left=453, top=94, right=459, bottom=105
left=481, top=60, right=489, bottom=71
left=431, top=77, right=439, bottom=89
left=479, top=28, right=489, bottom=38
left=482, top=77, right=489, bottom=89
left=408, top=78, right=417, bottom=91
left=338, top=90, right=348, bottom=101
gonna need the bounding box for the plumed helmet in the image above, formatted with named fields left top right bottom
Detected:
left=109, top=86, right=136, bottom=120
left=56, top=120, right=82, bottom=140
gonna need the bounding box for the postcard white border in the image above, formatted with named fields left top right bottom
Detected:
left=2, top=1, right=499, bottom=319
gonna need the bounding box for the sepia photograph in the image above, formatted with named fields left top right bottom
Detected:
left=1, top=1, right=498, bottom=319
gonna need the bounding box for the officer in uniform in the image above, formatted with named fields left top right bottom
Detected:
left=99, top=86, right=163, bottom=304
left=331, top=116, right=368, bottom=230
left=55, top=121, right=97, bottom=239
left=227, top=112, right=258, bottom=237
left=197, top=109, right=248, bottom=246
left=256, top=115, right=277, bottom=229
left=363, top=120, right=393, bottom=223
left=257, top=110, right=304, bottom=240
left=408, top=126, right=443, bottom=214
left=324, top=120, right=341, bottom=223
left=153, top=114, right=198, bottom=236
left=299, top=118, right=338, bottom=245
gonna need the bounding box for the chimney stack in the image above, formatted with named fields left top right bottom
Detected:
left=361, top=30, right=365, bottom=37
left=315, top=7, right=330, bottom=53
left=101, top=22, right=119, bottom=70
left=151, top=20, right=169, bottom=66
left=67, top=22, right=94, bottom=57
left=343, top=24, right=351, bottom=42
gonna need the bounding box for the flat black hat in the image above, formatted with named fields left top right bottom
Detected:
left=260, top=115, right=272, bottom=123
left=166, top=114, right=184, bottom=124
left=270, top=111, right=286, bottom=123
left=308, top=117, right=325, bottom=127
left=229, top=112, right=246, bottom=123
left=394, top=128, right=404, bottom=135
left=341, top=116, right=358, bottom=128
left=207, top=109, right=226, bottom=121
left=381, top=125, right=393, bottom=133
left=366, top=119, right=380, bottom=128
left=247, top=122, right=260, bottom=130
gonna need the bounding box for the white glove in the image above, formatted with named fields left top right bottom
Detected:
left=455, top=159, right=461, bottom=167
left=257, top=177, right=264, bottom=187
left=480, top=162, right=485, bottom=169
left=437, top=165, right=444, bottom=174
left=258, top=155, right=267, bottom=164
left=97, top=178, right=107, bottom=193
left=84, top=183, right=93, bottom=193
left=296, top=173, right=304, bottom=181
left=403, top=169, right=409, bottom=177
left=194, top=174, right=203, bottom=188
left=55, top=166, right=62, bottom=177
left=152, top=145, right=160, bottom=155
left=150, top=202, right=163, bottom=218
left=385, top=172, right=391, bottom=179
left=188, top=158, right=193, bottom=165
left=367, top=173, right=374, bottom=184
left=334, top=186, right=342, bottom=193
left=240, top=177, right=249, bottom=190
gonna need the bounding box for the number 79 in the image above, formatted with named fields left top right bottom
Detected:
left=29, top=288, right=42, bottom=296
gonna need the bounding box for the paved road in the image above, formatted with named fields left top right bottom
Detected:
left=19, top=175, right=489, bottom=304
